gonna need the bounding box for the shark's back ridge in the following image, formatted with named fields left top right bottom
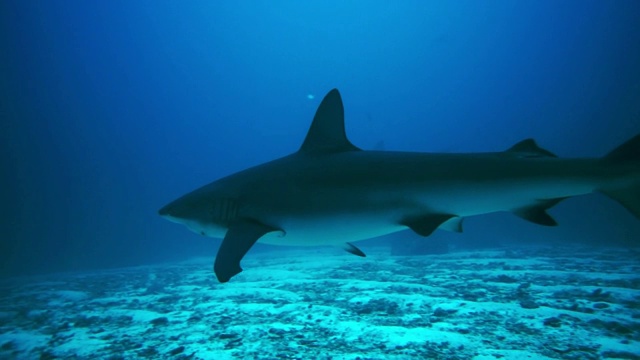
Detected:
left=299, top=89, right=361, bottom=154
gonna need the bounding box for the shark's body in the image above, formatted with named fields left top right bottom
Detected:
left=160, top=89, right=640, bottom=282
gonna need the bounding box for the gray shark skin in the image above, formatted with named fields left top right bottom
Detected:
left=159, top=89, right=640, bottom=282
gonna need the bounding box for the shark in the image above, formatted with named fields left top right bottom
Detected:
left=159, top=89, right=640, bottom=283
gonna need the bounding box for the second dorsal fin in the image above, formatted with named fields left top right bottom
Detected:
left=505, top=139, right=557, bottom=158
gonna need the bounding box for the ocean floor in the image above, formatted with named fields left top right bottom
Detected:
left=1, top=246, right=639, bottom=359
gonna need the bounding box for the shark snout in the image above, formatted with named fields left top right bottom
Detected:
left=158, top=200, right=192, bottom=226
left=158, top=203, right=172, bottom=217
left=158, top=199, right=185, bottom=218
left=158, top=195, right=203, bottom=223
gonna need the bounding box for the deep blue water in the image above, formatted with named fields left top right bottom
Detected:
left=1, top=1, right=640, bottom=277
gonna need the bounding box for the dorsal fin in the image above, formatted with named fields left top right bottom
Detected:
left=506, top=139, right=557, bottom=158
left=299, top=89, right=361, bottom=154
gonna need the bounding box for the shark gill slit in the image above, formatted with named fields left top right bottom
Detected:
left=213, top=198, right=238, bottom=223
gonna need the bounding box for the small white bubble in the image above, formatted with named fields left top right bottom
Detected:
left=307, top=94, right=315, bottom=100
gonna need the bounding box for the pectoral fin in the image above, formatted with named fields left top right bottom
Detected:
left=401, top=214, right=456, bottom=237
left=214, top=219, right=281, bottom=283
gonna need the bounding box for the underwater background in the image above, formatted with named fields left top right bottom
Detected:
left=2, top=0, right=640, bottom=277
left=1, top=1, right=640, bottom=359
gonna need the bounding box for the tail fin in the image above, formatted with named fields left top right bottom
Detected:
left=601, top=133, right=640, bottom=219
left=604, top=133, right=640, bottom=163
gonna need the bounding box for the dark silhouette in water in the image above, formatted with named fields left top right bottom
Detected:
left=159, top=89, right=640, bottom=282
